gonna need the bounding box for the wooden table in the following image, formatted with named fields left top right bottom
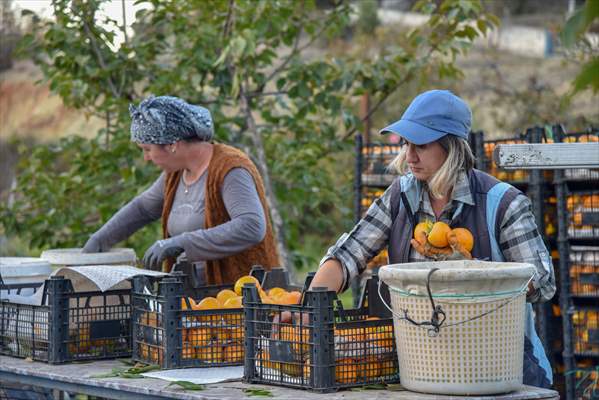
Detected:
left=0, top=356, right=560, bottom=400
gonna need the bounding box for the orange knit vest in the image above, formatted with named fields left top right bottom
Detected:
left=161, top=143, right=279, bottom=284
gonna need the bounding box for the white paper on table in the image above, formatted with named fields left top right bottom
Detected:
left=52, top=264, right=167, bottom=293
left=141, top=366, right=244, bottom=384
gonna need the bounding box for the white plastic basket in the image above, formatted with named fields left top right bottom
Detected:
left=378, top=260, right=535, bottom=395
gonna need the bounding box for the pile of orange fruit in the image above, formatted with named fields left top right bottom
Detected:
left=413, top=220, right=474, bottom=254
left=177, top=275, right=301, bottom=363
left=181, top=275, right=303, bottom=313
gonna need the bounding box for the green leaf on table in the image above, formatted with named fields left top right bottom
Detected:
left=167, top=381, right=206, bottom=390
left=243, top=388, right=274, bottom=397
left=90, top=367, right=128, bottom=378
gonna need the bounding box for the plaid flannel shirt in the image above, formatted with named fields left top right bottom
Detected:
left=321, top=172, right=556, bottom=303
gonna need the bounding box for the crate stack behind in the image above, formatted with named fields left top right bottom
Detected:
left=552, top=125, right=599, bottom=400
left=353, top=126, right=597, bottom=399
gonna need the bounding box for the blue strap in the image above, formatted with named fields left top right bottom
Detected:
left=486, top=182, right=553, bottom=384
left=486, top=182, right=511, bottom=261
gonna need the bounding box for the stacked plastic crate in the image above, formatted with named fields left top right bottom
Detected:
left=553, top=127, right=599, bottom=400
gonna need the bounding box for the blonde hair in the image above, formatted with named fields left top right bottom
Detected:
left=388, top=136, right=475, bottom=199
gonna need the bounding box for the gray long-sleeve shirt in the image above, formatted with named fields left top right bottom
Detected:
left=94, top=168, right=266, bottom=262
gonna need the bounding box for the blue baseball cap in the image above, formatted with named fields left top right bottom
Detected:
left=379, top=90, right=471, bottom=145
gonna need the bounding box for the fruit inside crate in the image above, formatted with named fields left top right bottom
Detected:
left=132, top=265, right=300, bottom=368
left=572, top=308, right=599, bottom=356
left=0, top=276, right=131, bottom=363
left=568, top=192, right=599, bottom=239
left=569, top=246, right=599, bottom=297
left=243, top=275, right=399, bottom=392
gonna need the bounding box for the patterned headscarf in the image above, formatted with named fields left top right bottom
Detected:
left=129, top=95, right=214, bottom=144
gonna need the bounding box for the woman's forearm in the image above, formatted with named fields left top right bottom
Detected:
left=309, top=258, right=344, bottom=293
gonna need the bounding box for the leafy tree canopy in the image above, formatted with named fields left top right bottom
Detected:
left=1, top=0, right=497, bottom=269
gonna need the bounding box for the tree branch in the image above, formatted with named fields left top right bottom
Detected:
left=342, top=71, right=415, bottom=140
left=245, top=90, right=289, bottom=98
left=72, top=2, right=121, bottom=99
left=221, top=0, right=235, bottom=42
left=239, top=79, right=294, bottom=281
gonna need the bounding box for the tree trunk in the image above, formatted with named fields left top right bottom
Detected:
left=240, top=92, right=296, bottom=284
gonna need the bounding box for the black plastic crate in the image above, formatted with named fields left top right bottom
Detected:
left=0, top=276, right=131, bottom=363
left=131, top=266, right=298, bottom=368
left=572, top=308, right=599, bottom=357
left=243, top=275, right=399, bottom=392
left=567, top=190, right=599, bottom=239
left=360, top=187, right=385, bottom=217
left=574, top=366, right=599, bottom=400
left=361, top=143, right=402, bottom=175
left=560, top=130, right=599, bottom=182
left=569, top=246, right=599, bottom=298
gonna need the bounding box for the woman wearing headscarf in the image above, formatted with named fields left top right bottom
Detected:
left=308, top=90, right=556, bottom=388
left=82, top=95, right=279, bottom=285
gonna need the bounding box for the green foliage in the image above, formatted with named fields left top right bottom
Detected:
left=1, top=0, right=497, bottom=264
left=561, top=0, right=599, bottom=95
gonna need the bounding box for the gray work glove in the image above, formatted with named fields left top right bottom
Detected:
left=82, top=234, right=110, bottom=253
left=143, top=238, right=184, bottom=271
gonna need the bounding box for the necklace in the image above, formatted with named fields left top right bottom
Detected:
left=182, top=170, right=193, bottom=194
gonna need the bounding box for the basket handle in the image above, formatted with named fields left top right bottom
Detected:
left=377, top=271, right=533, bottom=337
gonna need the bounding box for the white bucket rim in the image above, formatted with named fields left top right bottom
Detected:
left=379, top=261, right=536, bottom=298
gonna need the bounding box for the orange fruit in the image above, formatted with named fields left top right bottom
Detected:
left=267, top=287, right=287, bottom=298
left=187, top=328, right=212, bottom=347
left=451, top=227, right=474, bottom=252
left=216, top=289, right=238, bottom=306
left=378, top=356, right=396, bottom=377
left=229, top=326, right=244, bottom=342
left=213, top=327, right=230, bottom=344
left=582, top=194, right=599, bottom=209
left=427, top=221, right=451, bottom=248
left=336, top=358, right=358, bottom=383
left=280, top=325, right=310, bottom=355
left=222, top=296, right=243, bottom=309
left=358, top=356, right=380, bottom=380
left=196, top=297, right=220, bottom=310
left=223, top=343, right=244, bottom=363
left=304, top=358, right=311, bottom=379
left=572, top=212, right=582, bottom=226
left=196, top=343, right=223, bottom=363
left=413, top=220, right=433, bottom=244
left=258, top=350, right=279, bottom=370
left=367, top=326, right=394, bottom=350
left=234, top=275, right=261, bottom=296
left=278, top=291, right=302, bottom=305
left=182, top=342, right=196, bottom=359
left=567, top=195, right=580, bottom=211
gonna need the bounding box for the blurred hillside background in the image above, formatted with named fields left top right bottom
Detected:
left=0, top=0, right=598, bottom=270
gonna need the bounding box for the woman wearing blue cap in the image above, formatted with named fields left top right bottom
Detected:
left=82, top=95, right=279, bottom=285
left=309, top=90, right=556, bottom=388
